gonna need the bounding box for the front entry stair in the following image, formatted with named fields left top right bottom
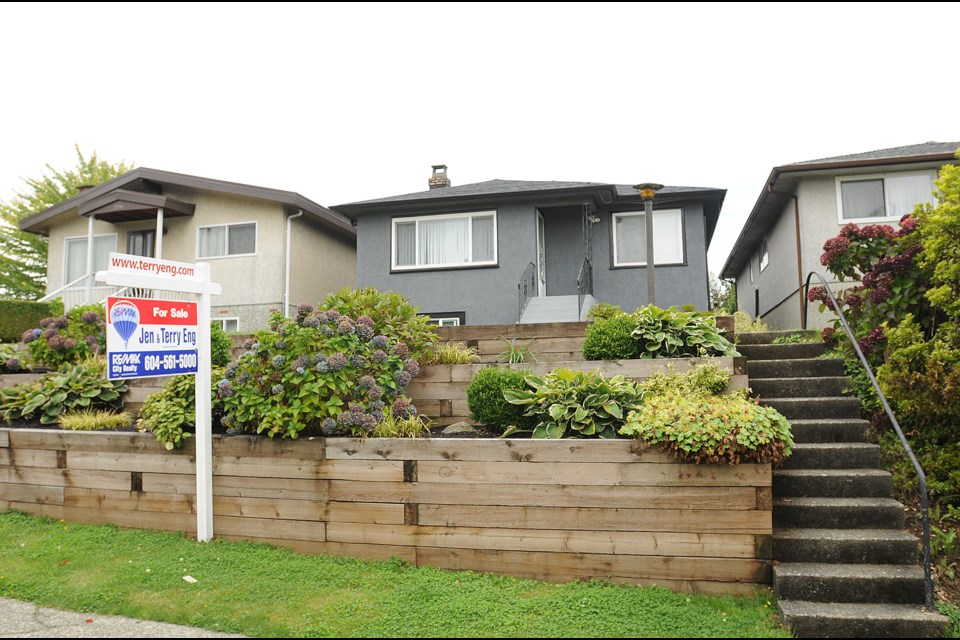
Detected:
left=520, top=294, right=596, bottom=324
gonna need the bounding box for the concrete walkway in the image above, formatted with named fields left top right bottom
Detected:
left=0, top=598, right=246, bottom=638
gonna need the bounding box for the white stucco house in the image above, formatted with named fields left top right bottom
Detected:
left=721, top=142, right=959, bottom=330
left=19, top=168, right=357, bottom=331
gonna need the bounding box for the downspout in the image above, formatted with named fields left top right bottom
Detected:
left=85, top=214, right=94, bottom=304
left=284, top=210, right=303, bottom=318
left=766, top=184, right=804, bottom=328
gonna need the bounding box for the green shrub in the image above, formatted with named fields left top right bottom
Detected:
left=210, top=321, right=232, bottom=367
left=582, top=314, right=639, bottom=360
left=498, top=337, right=538, bottom=363
left=586, top=302, right=623, bottom=322
left=23, top=303, right=106, bottom=369
left=0, top=300, right=57, bottom=343
left=58, top=409, right=132, bottom=431
left=503, top=368, right=644, bottom=439
left=136, top=369, right=224, bottom=450
left=642, top=364, right=731, bottom=397
left=319, top=288, right=439, bottom=361
left=621, top=391, right=793, bottom=465
left=632, top=304, right=739, bottom=358
left=372, top=414, right=431, bottom=438
left=0, top=358, right=126, bottom=425
left=422, top=341, right=481, bottom=365
left=733, top=310, right=768, bottom=333
left=465, top=367, right=534, bottom=434
left=220, top=294, right=423, bottom=440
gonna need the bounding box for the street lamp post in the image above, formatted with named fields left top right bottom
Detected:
left=633, top=183, right=663, bottom=307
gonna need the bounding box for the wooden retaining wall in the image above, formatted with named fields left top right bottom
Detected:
left=410, top=356, right=747, bottom=426
left=0, top=429, right=771, bottom=594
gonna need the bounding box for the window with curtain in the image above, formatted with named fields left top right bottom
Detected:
left=392, top=211, right=497, bottom=270
left=612, top=209, right=684, bottom=267
left=197, top=223, right=257, bottom=258
left=64, top=234, right=116, bottom=284
left=837, top=170, right=936, bottom=221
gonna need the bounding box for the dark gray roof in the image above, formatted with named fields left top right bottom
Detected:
left=792, top=141, right=960, bottom=166
left=19, top=167, right=356, bottom=238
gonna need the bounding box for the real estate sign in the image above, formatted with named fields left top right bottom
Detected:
left=105, top=296, right=199, bottom=380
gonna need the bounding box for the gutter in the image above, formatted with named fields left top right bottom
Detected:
left=284, top=210, right=303, bottom=318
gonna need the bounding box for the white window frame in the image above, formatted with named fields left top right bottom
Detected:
left=611, top=208, right=684, bottom=267
left=391, top=210, right=498, bottom=271
left=433, top=317, right=461, bottom=327
left=759, top=238, right=769, bottom=272
left=214, top=317, right=240, bottom=332
left=835, top=170, right=937, bottom=223
left=63, top=233, right=118, bottom=285
left=196, top=221, right=258, bottom=259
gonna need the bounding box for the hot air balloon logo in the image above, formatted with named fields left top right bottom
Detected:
left=110, top=300, right=140, bottom=348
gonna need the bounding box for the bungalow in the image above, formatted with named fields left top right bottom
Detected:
left=720, top=142, right=959, bottom=330
left=334, top=166, right=726, bottom=326
left=19, top=168, right=357, bottom=331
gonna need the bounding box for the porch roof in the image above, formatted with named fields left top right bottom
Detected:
left=78, top=189, right=196, bottom=223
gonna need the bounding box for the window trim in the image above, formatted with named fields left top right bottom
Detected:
left=835, top=170, right=936, bottom=224
left=214, top=317, right=240, bottom=332
left=419, top=311, right=466, bottom=327
left=611, top=208, right=685, bottom=268
left=195, top=221, right=258, bottom=260
left=391, top=210, right=498, bottom=271
left=63, top=232, right=118, bottom=285
left=759, top=238, right=769, bottom=272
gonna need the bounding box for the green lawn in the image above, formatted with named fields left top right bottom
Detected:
left=0, top=511, right=789, bottom=638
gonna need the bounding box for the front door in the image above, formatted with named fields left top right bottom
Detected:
left=127, top=230, right=155, bottom=258
left=536, top=211, right=546, bottom=296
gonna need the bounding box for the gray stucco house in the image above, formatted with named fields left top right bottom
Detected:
left=334, top=166, right=726, bottom=326
left=721, top=142, right=959, bottom=330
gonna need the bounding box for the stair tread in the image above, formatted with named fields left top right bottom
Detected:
left=778, top=599, right=946, bottom=621
left=788, top=418, right=870, bottom=425
left=775, top=562, right=924, bottom=578
left=775, top=468, right=891, bottom=478
left=791, top=442, right=880, bottom=450
left=775, top=528, right=918, bottom=541
left=775, top=497, right=903, bottom=507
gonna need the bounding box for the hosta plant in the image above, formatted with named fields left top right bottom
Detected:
left=0, top=358, right=126, bottom=425
left=503, top=368, right=644, bottom=439
left=632, top=304, right=739, bottom=358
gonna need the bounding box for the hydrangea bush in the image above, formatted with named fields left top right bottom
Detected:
left=22, top=303, right=106, bottom=369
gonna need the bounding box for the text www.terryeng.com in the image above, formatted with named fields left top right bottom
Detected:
left=109, top=256, right=195, bottom=278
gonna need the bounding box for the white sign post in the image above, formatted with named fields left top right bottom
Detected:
left=97, top=253, right=221, bottom=542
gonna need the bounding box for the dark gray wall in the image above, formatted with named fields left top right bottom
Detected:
left=542, top=206, right=583, bottom=296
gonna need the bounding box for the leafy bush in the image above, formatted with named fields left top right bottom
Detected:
left=0, top=344, right=29, bottom=373
left=465, top=367, right=534, bottom=434
left=22, top=303, right=106, bottom=369
left=632, top=305, right=739, bottom=358
left=136, top=370, right=224, bottom=450
left=733, top=310, right=768, bottom=333
left=220, top=294, right=422, bottom=440
left=917, top=159, right=960, bottom=319
left=586, top=302, right=623, bottom=322
left=422, top=341, right=481, bottom=365
left=210, top=321, right=232, bottom=367
left=582, top=314, right=639, bottom=360
left=0, top=358, right=126, bottom=425
left=58, top=410, right=132, bottom=431
left=503, top=368, right=644, bottom=439
left=319, top=288, right=438, bottom=361
left=621, top=391, right=793, bottom=465
left=0, top=300, right=57, bottom=343
left=498, top=337, right=538, bottom=363
left=642, top=364, right=731, bottom=398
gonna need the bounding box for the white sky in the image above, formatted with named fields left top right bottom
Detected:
left=1, top=2, right=957, bottom=277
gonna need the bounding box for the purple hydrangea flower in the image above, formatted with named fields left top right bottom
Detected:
left=52, top=316, right=69, bottom=329
left=271, top=354, right=287, bottom=367
left=337, top=411, right=354, bottom=427
left=358, top=413, right=377, bottom=431
left=369, top=385, right=383, bottom=400
left=315, top=361, right=330, bottom=373
left=312, top=353, right=327, bottom=364
left=63, top=338, right=78, bottom=349
left=274, top=339, right=287, bottom=350
left=271, top=384, right=284, bottom=395
left=392, top=398, right=415, bottom=419
left=21, top=329, right=38, bottom=344
left=403, top=359, right=420, bottom=376
left=349, top=355, right=366, bottom=368
left=359, top=375, right=376, bottom=388
left=393, top=342, right=409, bottom=359
left=237, top=372, right=251, bottom=385
left=48, top=335, right=65, bottom=350
left=302, top=315, right=321, bottom=328
left=371, top=349, right=388, bottom=364
left=327, top=353, right=348, bottom=371
left=321, top=417, right=337, bottom=435
left=5, top=357, right=20, bottom=372
left=394, top=370, right=412, bottom=387
left=225, top=363, right=239, bottom=378
left=321, top=325, right=334, bottom=337
left=39, top=317, right=54, bottom=329
left=326, top=309, right=341, bottom=321
left=42, top=328, right=58, bottom=340
left=357, top=324, right=375, bottom=340
left=81, top=311, right=100, bottom=324
left=337, top=317, right=356, bottom=335
left=372, top=335, right=389, bottom=349
left=357, top=315, right=374, bottom=327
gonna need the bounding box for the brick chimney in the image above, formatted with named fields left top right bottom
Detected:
left=428, top=164, right=450, bottom=190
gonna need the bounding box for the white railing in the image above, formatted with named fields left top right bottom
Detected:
left=39, top=275, right=193, bottom=311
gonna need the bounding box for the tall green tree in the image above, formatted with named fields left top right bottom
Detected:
left=0, top=146, right=133, bottom=300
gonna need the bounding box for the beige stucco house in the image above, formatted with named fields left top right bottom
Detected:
left=19, top=168, right=357, bottom=331
left=721, top=142, right=959, bottom=330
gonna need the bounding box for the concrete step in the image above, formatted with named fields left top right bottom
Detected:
left=783, top=443, right=881, bottom=470
left=751, top=376, right=850, bottom=398
left=748, top=357, right=846, bottom=379
left=789, top=419, right=870, bottom=444
left=738, top=342, right=827, bottom=360
left=774, top=497, right=905, bottom=529
left=774, top=528, right=918, bottom=564
left=735, top=330, right=819, bottom=345
left=777, top=600, right=948, bottom=638
left=774, top=563, right=926, bottom=604
left=775, top=469, right=893, bottom=498
left=763, top=397, right=862, bottom=420
left=520, top=296, right=582, bottom=324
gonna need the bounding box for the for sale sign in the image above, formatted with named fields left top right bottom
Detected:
left=106, top=296, right=199, bottom=379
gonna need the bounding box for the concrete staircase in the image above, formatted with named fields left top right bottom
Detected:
left=740, top=331, right=948, bottom=638
left=519, top=294, right=596, bottom=324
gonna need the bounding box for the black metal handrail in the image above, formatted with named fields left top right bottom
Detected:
left=517, top=262, right=537, bottom=322
left=803, top=270, right=933, bottom=608
left=577, top=257, right=593, bottom=321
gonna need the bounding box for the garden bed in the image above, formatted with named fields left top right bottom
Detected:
left=0, top=427, right=772, bottom=595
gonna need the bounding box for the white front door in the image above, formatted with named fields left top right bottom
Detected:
left=536, top=211, right=546, bottom=296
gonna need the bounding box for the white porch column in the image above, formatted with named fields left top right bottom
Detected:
left=155, top=208, right=164, bottom=259
left=84, top=214, right=94, bottom=304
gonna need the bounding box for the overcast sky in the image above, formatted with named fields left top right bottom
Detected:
left=1, top=2, right=957, bottom=277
